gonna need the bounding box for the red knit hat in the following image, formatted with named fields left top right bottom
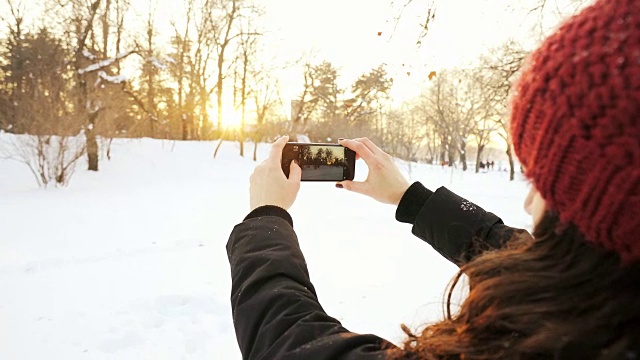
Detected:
left=510, top=0, right=640, bottom=262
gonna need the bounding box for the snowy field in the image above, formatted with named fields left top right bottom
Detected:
left=0, top=134, right=531, bottom=360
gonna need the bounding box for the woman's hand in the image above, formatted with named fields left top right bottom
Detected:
left=249, top=135, right=302, bottom=211
left=337, top=138, right=410, bottom=205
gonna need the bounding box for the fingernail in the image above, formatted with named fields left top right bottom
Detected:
left=338, top=138, right=344, bottom=141
left=335, top=184, right=343, bottom=189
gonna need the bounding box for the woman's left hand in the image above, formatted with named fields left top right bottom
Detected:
left=249, top=135, right=302, bottom=211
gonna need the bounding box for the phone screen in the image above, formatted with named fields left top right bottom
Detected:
left=282, top=143, right=355, bottom=181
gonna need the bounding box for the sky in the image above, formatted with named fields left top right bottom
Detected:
left=247, top=0, right=585, bottom=108
left=255, top=0, right=554, bottom=103
left=256, top=0, right=503, bottom=103
left=144, top=0, right=563, bottom=105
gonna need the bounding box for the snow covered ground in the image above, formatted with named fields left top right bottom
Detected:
left=0, top=134, right=532, bottom=359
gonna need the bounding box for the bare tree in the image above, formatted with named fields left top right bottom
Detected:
left=136, top=0, right=161, bottom=138
left=345, top=65, right=393, bottom=141
left=166, top=0, right=195, bottom=140
left=385, top=103, right=425, bottom=161
left=243, top=46, right=289, bottom=160
left=93, top=0, right=136, bottom=158
left=296, top=61, right=343, bottom=141
left=477, top=40, right=527, bottom=180
left=419, top=70, right=481, bottom=170
left=42, top=0, right=134, bottom=171
left=71, top=0, right=103, bottom=171
left=250, top=74, right=279, bottom=161
left=413, top=93, right=440, bottom=164
left=464, top=66, right=502, bottom=173
left=233, top=17, right=259, bottom=157
left=472, top=116, right=498, bottom=173
left=289, top=62, right=319, bottom=140
left=209, top=0, right=259, bottom=133
left=212, top=0, right=239, bottom=132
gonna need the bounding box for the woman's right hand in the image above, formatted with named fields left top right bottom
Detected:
left=336, top=138, right=410, bottom=205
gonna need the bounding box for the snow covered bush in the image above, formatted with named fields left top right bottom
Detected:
left=0, top=133, right=86, bottom=187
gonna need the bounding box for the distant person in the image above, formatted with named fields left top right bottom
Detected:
left=226, top=0, right=639, bottom=358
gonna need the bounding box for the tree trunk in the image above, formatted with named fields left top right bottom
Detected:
left=506, top=142, right=515, bottom=181
left=460, top=150, right=467, bottom=171
left=459, top=136, right=468, bottom=171
left=239, top=51, right=248, bottom=157
left=86, top=111, right=100, bottom=171
left=216, top=55, right=224, bottom=131
left=86, top=130, right=99, bottom=171
left=181, top=115, right=188, bottom=140
left=447, top=146, right=456, bottom=167
left=148, top=116, right=155, bottom=138
left=475, top=144, right=485, bottom=173
left=253, top=141, right=258, bottom=161
left=106, top=137, right=113, bottom=160
left=213, top=137, right=224, bottom=158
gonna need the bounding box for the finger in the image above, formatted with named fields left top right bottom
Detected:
left=336, top=180, right=368, bottom=196
left=339, top=139, right=361, bottom=160
left=339, top=138, right=376, bottom=164
left=288, top=160, right=302, bottom=182
left=352, top=137, right=384, bottom=155
left=268, top=135, right=289, bottom=163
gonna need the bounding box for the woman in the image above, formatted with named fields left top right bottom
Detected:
left=226, top=0, right=640, bottom=358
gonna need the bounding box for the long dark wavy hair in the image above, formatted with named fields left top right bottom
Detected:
left=390, top=211, right=640, bottom=359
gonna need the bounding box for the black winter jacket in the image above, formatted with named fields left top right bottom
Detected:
left=226, top=183, right=523, bottom=360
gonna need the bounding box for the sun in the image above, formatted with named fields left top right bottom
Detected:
left=213, top=106, right=243, bottom=131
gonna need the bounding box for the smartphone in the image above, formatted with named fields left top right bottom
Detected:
left=282, top=142, right=356, bottom=181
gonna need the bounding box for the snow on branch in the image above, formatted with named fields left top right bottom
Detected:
left=98, top=71, right=127, bottom=84
left=148, top=57, right=167, bottom=70
left=82, top=49, right=97, bottom=60
left=78, top=51, right=133, bottom=75
left=78, top=58, right=116, bottom=74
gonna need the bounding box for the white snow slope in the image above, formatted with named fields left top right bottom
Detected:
left=0, top=134, right=532, bottom=360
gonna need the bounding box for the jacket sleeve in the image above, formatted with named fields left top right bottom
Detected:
left=396, top=183, right=530, bottom=266
left=227, top=206, right=393, bottom=360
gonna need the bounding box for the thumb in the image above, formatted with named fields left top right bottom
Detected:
left=288, top=160, right=302, bottom=182
left=337, top=180, right=368, bottom=195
